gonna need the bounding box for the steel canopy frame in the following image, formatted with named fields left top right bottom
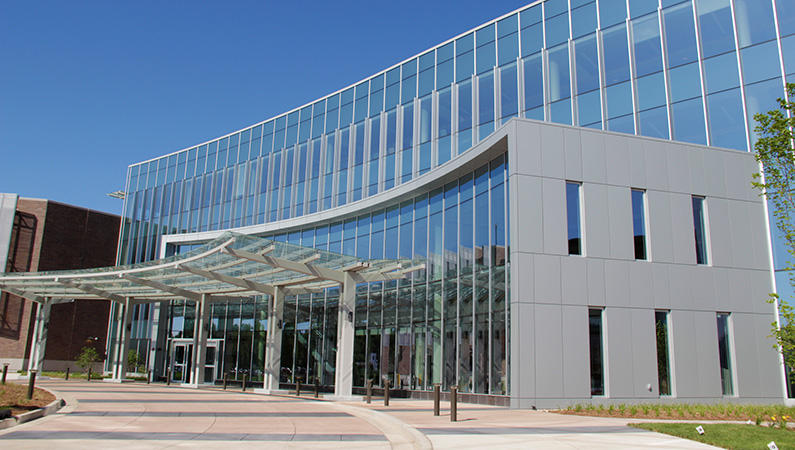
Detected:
left=0, top=232, right=423, bottom=397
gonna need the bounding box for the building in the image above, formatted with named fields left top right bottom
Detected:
left=0, top=194, right=120, bottom=372
left=0, top=0, right=791, bottom=408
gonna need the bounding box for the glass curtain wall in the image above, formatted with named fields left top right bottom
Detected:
left=117, top=0, right=793, bottom=270
left=164, top=153, right=508, bottom=394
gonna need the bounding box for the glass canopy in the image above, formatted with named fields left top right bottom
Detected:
left=0, top=232, right=424, bottom=303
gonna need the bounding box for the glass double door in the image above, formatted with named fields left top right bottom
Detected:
left=170, top=339, right=221, bottom=384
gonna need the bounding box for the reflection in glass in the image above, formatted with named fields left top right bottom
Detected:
left=707, top=88, right=746, bottom=150
left=696, top=0, right=735, bottom=58
left=692, top=196, right=709, bottom=264
left=655, top=311, right=672, bottom=395
left=548, top=44, right=570, bottom=102
left=716, top=313, right=734, bottom=395
left=631, top=189, right=647, bottom=260
left=672, top=98, right=707, bottom=145
left=734, top=0, right=776, bottom=48
left=664, top=2, right=699, bottom=67
left=566, top=181, right=582, bottom=255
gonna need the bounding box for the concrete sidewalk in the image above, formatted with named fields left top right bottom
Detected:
left=346, top=398, right=718, bottom=449
left=0, top=380, right=716, bottom=449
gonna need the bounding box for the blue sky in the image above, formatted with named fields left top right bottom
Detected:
left=0, top=0, right=530, bottom=215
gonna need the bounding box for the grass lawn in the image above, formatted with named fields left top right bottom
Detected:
left=631, top=422, right=795, bottom=449
left=0, top=382, right=55, bottom=417
left=17, top=370, right=103, bottom=380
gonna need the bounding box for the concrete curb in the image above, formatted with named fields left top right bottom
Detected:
left=0, top=385, right=65, bottom=430
left=328, top=402, right=433, bottom=450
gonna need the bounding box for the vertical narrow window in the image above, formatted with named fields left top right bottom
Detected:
left=631, top=189, right=647, bottom=260
left=589, top=308, right=605, bottom=396
left=655, top=311, right=671, bottom=396
left=716, top=313, right=734, bottom=396
left=566, top=181, right=583, bottom=255
left=692, top=195, right=708, bottom=264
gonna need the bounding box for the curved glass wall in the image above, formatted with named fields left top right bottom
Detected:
left=162, top=153, right=508, bottom=394
left=117, top=0, right=792, bottom=267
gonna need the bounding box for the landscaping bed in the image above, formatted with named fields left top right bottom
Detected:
left=557, top=403, right=795, bottom=422
left=1, top=382, right=55, bottom=417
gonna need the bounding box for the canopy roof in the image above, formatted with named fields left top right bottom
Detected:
left=0, top=232, right=424, bottom=304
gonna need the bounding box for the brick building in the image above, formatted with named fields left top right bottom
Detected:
left=0, top=194, right=120, bottom=372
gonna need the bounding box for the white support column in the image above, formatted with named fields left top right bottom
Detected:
left=191, top=294, right=210, bottom=386
left=111, top=302, right=122, bottom=378
left=259, top=288, right=283, bottom=394
left=26, top=304, right=41, bottom=373
left=27, top=299, right=51, bottom=373
left=332, top=272, right=356, bottom=400
left=111, top=298, right=133, bottom=381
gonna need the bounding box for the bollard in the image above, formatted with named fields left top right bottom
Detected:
left=27, top=370, right=37, bottom=400
left=223, top=373, right=228, bottom=390
left=166, top=368, right=171, bottom=386
left=3, top=363, right=9, bottom=385
left=366, top=380, right=372, bottom=404
left=450, top=386, right=457, bottom=422
left=433, top=384, right=440, bottom=416
left=242, top=374, right=247, bottom=392
left=296, top=381, right=301, bottom=397
left=87, top=367, right=92, bottom=382
left=383, top=378, right=390, bottom=407
left=65, top=367, right=70, bottom=381
left=147, top=370, right=151, bottom=384
left=314, top=378, right=320, bottom=398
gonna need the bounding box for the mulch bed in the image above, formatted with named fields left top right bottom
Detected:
left=0, top=382, right=56, bottom=417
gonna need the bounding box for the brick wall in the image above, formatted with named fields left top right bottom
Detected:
left=0, top=198, right=120, bottom=369
left=0, top=199, right=47, bottom=367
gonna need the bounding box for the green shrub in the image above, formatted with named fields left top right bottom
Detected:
left=76, top=346, right=100, bottom=372
left=127, top=350, right=142, bottom=373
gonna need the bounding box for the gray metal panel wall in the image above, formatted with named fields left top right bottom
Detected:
left=507, top=119, right=782, bottom=409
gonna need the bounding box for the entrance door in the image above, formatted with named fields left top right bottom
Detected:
left=203, top=340, right=222, bottom=383
left=170, top=339, right=221, bottom=384
left=171, top=340, right=193, bottom=383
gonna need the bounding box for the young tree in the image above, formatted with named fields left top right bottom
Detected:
left=752, top=83, right=795, bottom=379
left=127, top=350, right=142, bottom=373
left=75, top=346, right=100, bottom=374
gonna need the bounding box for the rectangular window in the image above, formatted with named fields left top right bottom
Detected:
left=692, top=195, right=708, bottom=264
left=655, top=311, right=671, bottom=396
left=631, top=189, right=647, bottom=260
left=716, top=313, right=734, bottom=395
left=589, top=308, right=605, bottom=396
left=566, top=181, right=583, bottom=255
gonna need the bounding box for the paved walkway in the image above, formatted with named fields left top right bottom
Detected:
left=347, top=399, right=717, bottom=449
left=0, top=380, right=716, bottom=449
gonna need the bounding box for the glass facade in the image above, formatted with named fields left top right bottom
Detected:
left=152, top=154, right=509, bottom=394
left=113, top=0, right=791, bottom=396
